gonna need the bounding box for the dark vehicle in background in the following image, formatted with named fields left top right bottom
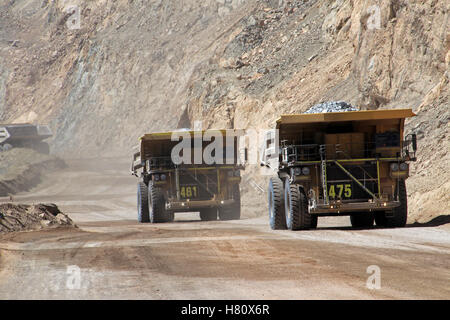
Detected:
left=0, top=123, right=52, bottom=154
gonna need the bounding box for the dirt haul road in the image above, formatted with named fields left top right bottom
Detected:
left=0, top=158, right=448, bottom=299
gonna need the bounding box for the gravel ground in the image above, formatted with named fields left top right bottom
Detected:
left=0, top=158, right=448, bottom=299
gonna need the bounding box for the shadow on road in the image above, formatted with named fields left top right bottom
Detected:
left=315, top=215, right=450, bottom=231
left=406, top=215, right=450, bottom=228
left=77, top=215, right=450, bottom=230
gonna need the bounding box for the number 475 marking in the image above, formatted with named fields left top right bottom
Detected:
left=329, top=184, right=352, bottom=198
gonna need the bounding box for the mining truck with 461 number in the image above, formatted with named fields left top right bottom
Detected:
left=132, top=130, right=245, bottom=223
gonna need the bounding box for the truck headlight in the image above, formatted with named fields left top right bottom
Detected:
left=234, top=170, right=240, bottom=177
left=399, top=163, right=408, bottom=171
left=154, top=174, right=160, bottom=181
left=160, top=174, right=167, bottom=181
left=294, top=168, right=302, bottom=176
left=302, top=167, right=310, bottom=175
left=390, top=163, right=399, bottom=172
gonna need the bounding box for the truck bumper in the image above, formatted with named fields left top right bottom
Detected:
left=310, top=200, right=400, bottom=214
left=166, top=199, right=235, bottom=211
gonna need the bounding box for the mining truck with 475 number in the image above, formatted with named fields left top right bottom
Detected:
left=261, top=109, right=417, bottom=230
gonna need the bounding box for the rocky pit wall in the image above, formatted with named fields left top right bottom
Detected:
left=0, top=0, right=448, bottom=221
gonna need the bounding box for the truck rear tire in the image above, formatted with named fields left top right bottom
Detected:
left=218, top=206, right=240, bottom=220
left=311, top=216, right=318, bottom=229
left=375, top=179, right=408, bottom=228
left=285, top=180, right=315, bottom=230
left=219, top=185, right=241, bottom=220
left=137, top=182, right=149, bottom=223
left=350, top=213, right=374, bottom=228
left=268, top=176, right=287, bottom=230
left=374, top=212, right=386, bottom=227
left=200, top=208, right=218, bottom=221
left=148, top=183, right=169, bottom=223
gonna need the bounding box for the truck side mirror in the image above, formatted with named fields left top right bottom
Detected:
left=412, top=134, right=417, bottom=152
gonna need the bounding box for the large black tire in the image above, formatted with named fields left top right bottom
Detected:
left=268, top=176, right=286, bottom=230
left=137, top=182, right=149, bottom=223
left=350, top=213, right=374, bottom=228
left=374, top=211, right=385, bottom=227
left=285, top=179, right=315, bottom=230
left=218, top=185, right=241, bottom=220
left=375, top=179, right=408, bottom=228
left=148, top=183, right=169, bottom=223
left=311, top=215, right=318, bottom=229
left=200, top=208, right=218, bottom=221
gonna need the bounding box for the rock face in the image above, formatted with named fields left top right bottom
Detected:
left=0, top=0, right=448, bottom=221
left=0, top=0, right=255, bottom=156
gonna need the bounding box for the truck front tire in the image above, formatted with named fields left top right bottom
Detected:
left=285, top=180, right=316, bottom=230
left=268, top=176, right=287, bottom=230
left=137, top=182, right=149, bottom=223
left=148, top=183, right=170, bottom=223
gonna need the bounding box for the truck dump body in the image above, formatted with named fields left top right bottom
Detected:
left=265, top=109, right=417, bottom=230
left=276, top=109, right=416, bottom=159
left=136, top=130, right=243, bottom=168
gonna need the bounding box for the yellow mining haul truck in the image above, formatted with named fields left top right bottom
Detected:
left=131, top=130, right=245, bottom=223
left=263, top=109, right=417, bottom=230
